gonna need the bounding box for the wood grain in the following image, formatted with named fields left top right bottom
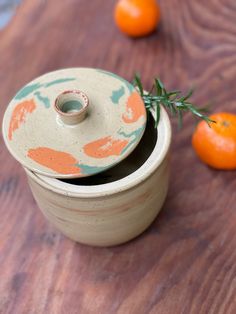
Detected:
left=1, top=0, right=236, bottom=313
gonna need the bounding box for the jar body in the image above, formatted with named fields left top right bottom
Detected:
left=2, top=66, right=172, bottom=247
left=26, top=154, right=169, bottom=247
left=25, top=106, right=171, bottom=247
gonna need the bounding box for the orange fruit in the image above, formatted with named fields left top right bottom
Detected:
left=114, top=0, right=161, bottom=38
left=192, top=112, right=236, bottom=170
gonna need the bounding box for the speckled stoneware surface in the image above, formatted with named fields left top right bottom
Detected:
left=2, top=68, right=147, bottom=178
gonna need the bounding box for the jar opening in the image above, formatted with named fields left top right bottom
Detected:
left=60, top=115, right=157, bottom=186
left=61, top=100, right=83, bottom=113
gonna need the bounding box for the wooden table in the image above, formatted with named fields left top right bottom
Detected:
left=1, top=1, right=236, bottom=313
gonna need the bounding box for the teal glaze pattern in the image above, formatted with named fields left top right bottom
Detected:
left=118, top=126, right=146, bottom=154
left=76, top=164, right=109, bottom=175
left=15, top=83, right=42, bottom=100
left=34, top=91, right=50, bottom=108
left=14, top=77, right=77, bottom=103
left=44, top=78, right=76, bottom=88
left=110, top=86, right=125, bottom=104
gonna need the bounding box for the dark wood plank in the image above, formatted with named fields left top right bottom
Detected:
left=1, top=0, right=236, bottom=313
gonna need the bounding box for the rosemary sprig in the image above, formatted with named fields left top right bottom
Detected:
left=133, top=74, right=215, bottom=128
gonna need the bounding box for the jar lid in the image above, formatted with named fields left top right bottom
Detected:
left=2, top=68, right=147, bottom=178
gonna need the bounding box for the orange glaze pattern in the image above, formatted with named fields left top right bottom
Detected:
left=28, top=147, right=81, bottom=175
left=8, top=99, right=36, bottom=140
left=122, top=91, right=146, bottom=123
left=83, top=136, right=129, bottom=158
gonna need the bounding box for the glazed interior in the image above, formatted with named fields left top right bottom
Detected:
left=61, top=114, right=157, bottom=186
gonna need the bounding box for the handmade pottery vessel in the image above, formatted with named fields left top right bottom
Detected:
left=2, top=68, right=171, bottom=247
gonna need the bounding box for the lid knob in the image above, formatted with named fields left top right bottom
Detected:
left=54, top=90, right=89, bottom=125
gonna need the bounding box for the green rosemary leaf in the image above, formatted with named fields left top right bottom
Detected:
left=182, top=89, right=194, bottom=101
left=202, top=116, right=216, bottom=127
left=157, top=78, right=164, bottom=89
left=155, top=79, right=162, bottom=96
left=132, top=75, right=215, bottom=128
left=188, top=104, right=205, bottom=118
left=167, top=90, right=181, bottom=97
left=155, top=103, right=161, bottom=128
left=133, top=74, right=144, bottom=96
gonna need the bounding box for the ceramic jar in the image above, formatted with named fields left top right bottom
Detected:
left=25, top=107, right=171, bottom=246
left=2, top=68, right=171, bottom=247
